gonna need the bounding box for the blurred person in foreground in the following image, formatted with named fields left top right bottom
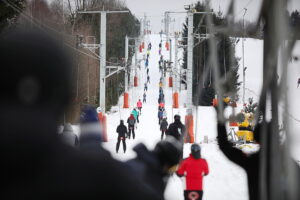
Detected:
left=176, top=144, right=209, bottom=200
left=59, top=123, right=79, bottom=147
left=0, top=28, right=181, bottom=200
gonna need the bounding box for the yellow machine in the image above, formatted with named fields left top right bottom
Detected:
left=235, top=112, right=254, bottom=142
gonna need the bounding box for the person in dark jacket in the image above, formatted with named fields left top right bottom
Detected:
left=160, top=118, right=168, bottom=140
left=59, top=123, right=78, bottom=147
left=166, top=115, right=186, bottom=142
left=158, top=108, right=164, bottom=125
left=176, top=144, right=209, bottom=200
left=116, top=120, right=127, bottom=153
left=127, top=114, right=136, bottom=139
left=0, top=28, right=167, bottom=200
left=147, top=75, right=150, bottom=84
left=127, top=136, right=183, bottom=197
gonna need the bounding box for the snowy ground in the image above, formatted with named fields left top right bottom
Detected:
left=68, top=35, right=300, bottom=199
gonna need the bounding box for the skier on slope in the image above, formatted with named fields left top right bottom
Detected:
left=145, top=59, right=149, bottom=68
left=148, top=42, right=152, bottom=50
left=147, top=75, right=150, bottom=84
left=132, top=108, right=139, bottom=123
left=137, top=99, right=143, bottom=114
left=127, top=114, right=136, bottom=139
left=166, top=115, right=186, bottom=142
left=176, top=144, right=209, bottom=200
left=158, top=108, right=164, bottom=125
left=144, top=83, right=148, bottom=91
left=143, top=92, right=147, bottom=103
left=160, top=118, right=168, bottom=140
left=0, top=28, right=167, bottom=200
left=59, top=123, right=79, bottom=147
left=147, top=68, right=149, bottom=75
left=116, top=120, right=127, bottom=153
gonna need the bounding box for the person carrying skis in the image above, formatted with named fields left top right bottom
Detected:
left=137, top=99, right=143, bottom=114
left=166, top=115, right=186, bottom=142
left=160, top=118, right=168, bottom=140
left=116, top=120, right=127, bottom=153
left=143, top=92, right=147, bottom=103
left=127, top=114, right=136, bottom=139
left=158, top=108, right=164, bottom=125
left=176, top=144, right=209, bottom=200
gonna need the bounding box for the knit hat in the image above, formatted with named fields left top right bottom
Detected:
left=79, top=105, right=102, bottom=147
left=191, top=143, right=201, bottom=159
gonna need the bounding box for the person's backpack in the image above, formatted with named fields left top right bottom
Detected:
left=128, top=119, right=135, bottom=126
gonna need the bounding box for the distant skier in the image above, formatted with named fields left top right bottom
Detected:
left=160, top=118, right=168, bottom=140
left=159, top=48, right=162, bottom=55
left=132, top=108, right=139, bottom=123
left=143, top=92, right=147, bottom=103
left=144, top=83, right=148, bottom=91
left=298, top=78, right=300, bottom=88
left=145, top=59, right=149, bottom=68
left=158, top=108, right=164, bottom=125
left=116, top=120, right=127, bottom=153
left=159, top=42, right=162, bottom=48
left=176, top=144, right=209, bottom=200
left=137, top=99, right=143, bottom=114
left=166, top=115, right=186, bottom=142
left=148, top=43, right=152, bottom=50
left=147, top=75, right=150, bottom=84
left=127, top=114, right=136, bottom=139
left=147, top=68, right=149, bottom=75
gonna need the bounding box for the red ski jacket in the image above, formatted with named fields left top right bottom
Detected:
left=137, top=101, right=142, bottom=108
left=176, top=155, right=209, bottom=191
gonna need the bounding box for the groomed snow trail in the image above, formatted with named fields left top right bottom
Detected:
left=102, top=34, right=249, bottom=200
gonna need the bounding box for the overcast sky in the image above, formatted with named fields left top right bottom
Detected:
left=124, top=0, right=300, bottom=33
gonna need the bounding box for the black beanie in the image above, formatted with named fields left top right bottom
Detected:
left=191, top=143, right=201, bottom=159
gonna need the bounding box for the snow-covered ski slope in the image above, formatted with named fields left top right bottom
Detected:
left=73, top=35, right=300, bottom=199
left=102, top=34, right=249, bottom=200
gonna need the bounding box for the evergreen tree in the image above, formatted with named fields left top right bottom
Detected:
left=181, top=1, right=241, bottom=106
left=0, top=0, right=25, bottom=32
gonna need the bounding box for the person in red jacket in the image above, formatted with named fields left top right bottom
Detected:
left=137, top=99, right=143, bottom=114
left=176, top=144, right=209, bottom=200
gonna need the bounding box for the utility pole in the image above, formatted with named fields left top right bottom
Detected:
left=78, top=10, right=129, bottom=113
left=186, top=11, right=194, bottom=109
left=125, top=35, right=129, bottom=92
left=242, top=8, right=247, bottom=106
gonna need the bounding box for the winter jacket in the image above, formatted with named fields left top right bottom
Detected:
left=166, top=121, right=186, bottom=141
left=127, top=115, right=136, bottom=126
left=137, top=101, right=142, bottom=108
left=117, top=123, right=127, bottom=137
left=59, top=123, right=78, bottom=147
left=176, top=154, right=209, bottom=190
left=158, top=111, right=163, bottom=119
left=132, top=110, right=139, bottom=120
left=160, top=119, right=168, bottom=131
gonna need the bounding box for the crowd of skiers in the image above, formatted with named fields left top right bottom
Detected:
left=1, top=29, right=186, bottom=200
